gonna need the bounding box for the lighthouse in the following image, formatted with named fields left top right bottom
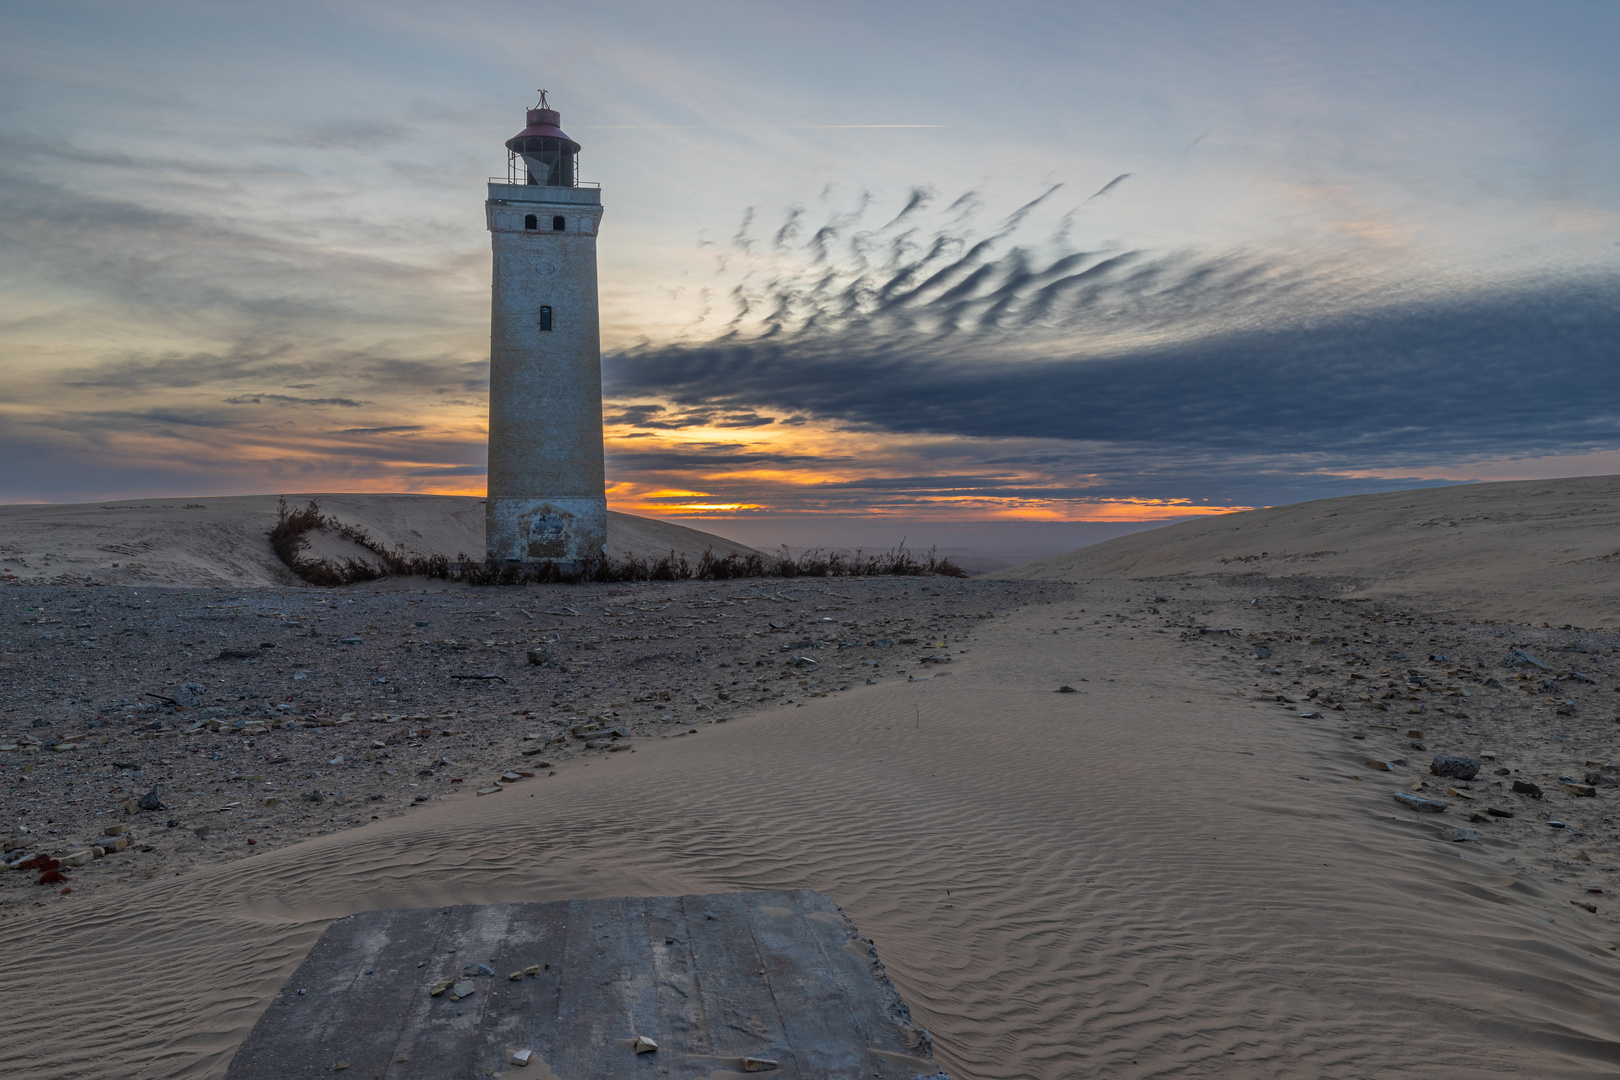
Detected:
left=484, top=92, right=607, bottom=566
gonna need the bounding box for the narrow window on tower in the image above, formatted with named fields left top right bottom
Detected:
left=539, top=306, right=553, bottom=331
left=524, top=214, right=537, bottom=230
left=552, top=215, right=566, bottom=231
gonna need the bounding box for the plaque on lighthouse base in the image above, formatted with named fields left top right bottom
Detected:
left=486, top=494, right=606, bottom=566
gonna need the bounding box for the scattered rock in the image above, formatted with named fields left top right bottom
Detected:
left=511, top=1049, right=534, bottom=1066
left=1394, top=792, right=1448, bottom=813
left=1441, top=828, right=1477, bottom=842
left=447, top=980, right=476, bottom=1001
left=1057, top=685, right=1077, bottom=693
left=1571, top=900, right=1598, bottom=913
left=632, top=1036, right=658, bottom=1054
left=1430, top=755, right=1480, bottom=780
left=1565, top=783, right=1598, bottom=797
left=136, top=788, right=164, bottom=812
left=1505, top=649, right=1550, bottom=671
left=1511, top=780, right=1543, bottom=798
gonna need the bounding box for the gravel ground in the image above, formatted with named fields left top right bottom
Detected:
left=0, top=575, right=1055, bottom=912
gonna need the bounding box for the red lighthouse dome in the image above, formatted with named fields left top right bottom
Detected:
left=506, top=92, right=580, bottom=187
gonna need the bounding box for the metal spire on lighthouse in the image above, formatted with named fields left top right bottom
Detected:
left=483, top=93, right=607, bottom=567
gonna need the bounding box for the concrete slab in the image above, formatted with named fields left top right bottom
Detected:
left=223, top=889, right=947, bottom=1080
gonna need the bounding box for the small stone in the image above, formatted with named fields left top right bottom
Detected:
left=1572, top=900, right=1598, bottom=913
left=1512, top=780, right=1543, bottom=798
left=334, top=1062, right=350, bottom=1071
left=608, top=743, right=631, bottom=752
left=430, top=980, right=454, bottom=996
left=1441, top=828, right=1477, bottom=842
left=58, top=849, right=93, bottom=867
left=1364, top=760, right=1394, bottom=772
left=1486, top=807, right=1514, bottom=818
left=340, top=637, right=362, bottom=645
left=1058, top=685, right=1077, bottom=693
left=511, top=1049, right=534, bottom=1066
left=448, top=980, right=477, bottom=1001
left=476, top=786, right=503, bottom=796
left=740, top=1058, right=779, bottom=1072
left=500, top=772, right=523, bottom=783
left=136, top=788, right=164, bottom=812
left=103, top=824, right=128, bottom=837
left=525, top=964, right=540, bottom=976
left=1430, top=755, right=1480, bottom=780
left=1393, top=792, right=1448, bottom=813
left=632, top=1036, right=658, bottom=1054
left=509, top=970, right=524, bottom=981
left=1565, top=783, right=1598, bottom=797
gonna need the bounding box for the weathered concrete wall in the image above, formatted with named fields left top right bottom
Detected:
left=485, top=185, right=606, bottom=564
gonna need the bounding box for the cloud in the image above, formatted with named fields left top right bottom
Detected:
left=226, top=394, right=371, bottom=407
left=604, top=192, right=1620, bottom=496
left=1085, top=173, right=1132, bottom=202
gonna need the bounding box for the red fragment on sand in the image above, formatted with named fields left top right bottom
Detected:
left=247, top=838, right=257, bottom=845
left=38, top=870, right=67, bottom=885
left=15, top=854, right=59, bottom=872
left=59, top=886, right=71, bottom=895
left=450, top=778, right=463, bottom=783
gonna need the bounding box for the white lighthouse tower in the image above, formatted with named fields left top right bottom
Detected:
left=484, top=91, right=606, bottom=566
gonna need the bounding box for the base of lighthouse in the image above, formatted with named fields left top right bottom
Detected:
left=487, top=495, right=607, bottom=567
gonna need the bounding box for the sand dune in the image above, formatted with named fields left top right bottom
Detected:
left=992, top=475, right=1620, bottom=627
left=0, top=494, right=759, bottom=588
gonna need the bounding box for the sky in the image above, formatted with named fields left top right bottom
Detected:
left=2, top=1, right=1618, bottom=559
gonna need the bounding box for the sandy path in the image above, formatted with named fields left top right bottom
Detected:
left=5, top=579, right=1619, bottom=1078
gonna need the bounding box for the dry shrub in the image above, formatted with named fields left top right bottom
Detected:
left=269, top=498, right=965, bottom=587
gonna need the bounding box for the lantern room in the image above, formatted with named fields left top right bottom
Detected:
left=505, top=92, right=580, bottom=187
